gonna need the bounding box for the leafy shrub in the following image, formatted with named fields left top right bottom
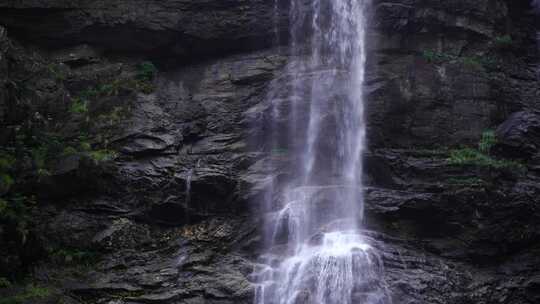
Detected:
left=36, top=168, right=51, bottom=179
left=136, top=81, right=156, bottom=94
left=0, top=153, right=15, bottom=171
left=461, top=57, right=483, bottom=70
left=447, top=130, right=522, bottom=169
left=79, top=88, right=99, bottom=100
left=47, top=63, right=67, bottom=81
left=136, top=61, right=158, bottom=81
left=448, top=148, right=489, bottom=165
left=62, top=146, right=78, bottom=156
left=30, top=146, right=48, bottom=171
left=0, top=277, right=11, bottom=288
left=69, top=98, right=88, bottom=114
left=0, top=198, right=7, bottom=214
left=478, top=130, right=496, bottom=154
left=98, top=80, right=121, bottom=96
left=96, top=106, right=126, bottom=127
left=0, top=173, right=14, bottom=194
left=448, top=148, right=523, bottom=169
left=476, top=56, right=500, bottom=70
left=79, top=141, right=92, bottom=152
left=0, top=285, right=51, bottom=304
left=50, top=248, right=99, bottom=265
left=0, top=152, right=15, bottom=193
left=421, top=50, right=500, bottom=70
left=89, top=150, right=118, bottom=162
left=0, top=195, right=36, bottom=246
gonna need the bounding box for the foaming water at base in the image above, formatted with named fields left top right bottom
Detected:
left=255, top=232, right=390, bottom=304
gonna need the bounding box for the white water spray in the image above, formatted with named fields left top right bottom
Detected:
left=254, top=1, right=390, bottom=303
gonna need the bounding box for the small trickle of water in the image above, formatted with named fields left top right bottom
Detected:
left=273, top=0, right=281, bottom=46
left=185, top=160, right=201, bottom=206
left=185, top=168, right=194, bottom=206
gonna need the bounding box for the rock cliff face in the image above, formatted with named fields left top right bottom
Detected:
left=0, top=0, right=288, bottom=59
left=0, top=1, right=539, bottom=304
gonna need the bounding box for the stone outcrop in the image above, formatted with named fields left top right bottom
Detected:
left=495, top=111, right=540, bottom=161
left=0, top=0, right=288, bottom=58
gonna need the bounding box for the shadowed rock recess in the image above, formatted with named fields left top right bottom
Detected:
left=0, top=0, right=539, bottom=303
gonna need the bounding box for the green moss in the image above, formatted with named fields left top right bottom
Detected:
left=421, top=50, right=500, bottom=70
left=461, top=56, right=483, bottom=70
left=136, top=61, right=158, bottom=81
left=74, top=76, right=155, bottom=107
left=36, top=168, right=51, bottom=179
left=271, top=148, right=288, bottom=155
left=97, top=80, right=121, bottom=96
left=30, top=146, right=47, bottom=171
left=494, top=35, right=513, bottom=49
left=0, top=194, right=36, bottom=246
left=447, top=130, right=522, bottom=170
left=0, top=153, right=15, bottom=171
left=69, top=98, right=88, bottom=114
left=79, top=141, right=92, bottom=152
left=71, top=61, right=158, bottom=103
left=89, top=149, right=118, bottom=162
left=0, top=173, right=14, bottom=191
left=446, top=177, right=486, bottom=186
left=98, top=107, right=123, bottom=123
left=47, top=63, right=67, bottom=81
left=478, top=130, right=496, bottom=154
left=30, top=146, right=49, bottom=171
left=448, top=148, right=524, bottom=170
left=0, top=285, right=51, bottom=304
left=50, top=248, right=100, bottom=266
left=475, top=56, right=500, bottom=70
left=421, top=50, right=456, bottom=63
left=0, top=199, right=7, bottom=215
left=62, top=146, right=78, bottom=157
left=136, top=80, right=156, bottom=94
left=0, top=152, right=15, bottom=191
left=79, top=88, right=99, bottom=100
left=0, top=277, right=12, bottom=288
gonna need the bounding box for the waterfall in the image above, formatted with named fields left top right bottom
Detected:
left=254, top=1, right=390, bottom=303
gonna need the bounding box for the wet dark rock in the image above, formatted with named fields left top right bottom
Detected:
left=365, top=148, right=540, bottom=259
left=495, top=111, right=540, bottom=160
left=0, top=1, right=539, bottom=304
left=52, top=44, right=101, bottom=67
left=119, top=133, right=177, bottom=155
left=0, top=0, right=288, bottom=58
left=92, top=218, right=151, bottom=251
left=57, top=217, right=257, bottom=304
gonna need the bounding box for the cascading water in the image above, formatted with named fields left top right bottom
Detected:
left=254, top=1, right=390, bottom=303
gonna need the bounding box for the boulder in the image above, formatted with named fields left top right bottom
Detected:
left=495, top=111, right=540, bottom=160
